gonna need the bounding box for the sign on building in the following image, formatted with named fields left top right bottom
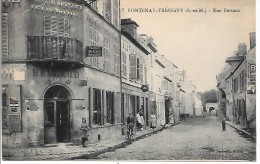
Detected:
left=86, top=46, right=102, bottom=57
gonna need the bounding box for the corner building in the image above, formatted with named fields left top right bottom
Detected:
left=1, top=0, right=122, bottom=147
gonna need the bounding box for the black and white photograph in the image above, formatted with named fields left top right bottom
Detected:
left=1, top=0, right=257, bottom=163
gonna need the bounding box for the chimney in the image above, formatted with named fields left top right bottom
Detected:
left=121, top=18, right=139, bottom=39
left=249, top=32, right=256, bottom=49
left=237, top=43, right=247, bottom=56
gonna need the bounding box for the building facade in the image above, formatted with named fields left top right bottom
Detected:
left=216, top=32, right=256, bottom=129
left=1, top=0, right=122, bottom=147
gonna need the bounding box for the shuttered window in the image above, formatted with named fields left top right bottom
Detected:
left=103, top=37, right=110, bottom=72
left=106, top=91, right=114, bottom=124
left=129, top=54, right=137, bottom=79
left=139, top=57, right=143, bottom=83
left=113, top=43, right=120, bottom=76
left=44, top=16, right=69, bottom=37
left=122, top=51, right=127, bottom=78
left=144, top=65, right=147, bottom=85
left=89, top=26, right=99, bottom=67
left=2, top=13, right=9, bottom=60
left=93, top=88, right=102, bottom=125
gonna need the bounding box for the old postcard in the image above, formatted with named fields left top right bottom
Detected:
left=1, top=0, right=257, bottom=163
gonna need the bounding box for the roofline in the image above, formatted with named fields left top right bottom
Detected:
left=121, top=30, right=150, bottom=55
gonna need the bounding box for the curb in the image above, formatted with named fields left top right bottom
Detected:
left=70, top=126, right=165, bottom=160
left=225, top=122, right=256, bottom=140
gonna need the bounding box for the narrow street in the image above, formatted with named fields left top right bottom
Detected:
left=96, top=116, right=256, bottom=161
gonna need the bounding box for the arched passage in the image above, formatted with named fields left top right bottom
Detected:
left=44, top=85, right=71, bottom=144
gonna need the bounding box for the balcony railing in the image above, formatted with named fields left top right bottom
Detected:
left=27, top=36, right=83, bottom=62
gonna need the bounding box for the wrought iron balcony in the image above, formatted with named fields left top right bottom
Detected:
left=27, top=36, right=83, bottom=65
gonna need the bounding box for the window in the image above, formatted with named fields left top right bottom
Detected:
left=139, top=57, right=143, bottom=83
left=240, top=71, right=245, bottom=92
left=103, top=37, right=110, bottom=72
left=144, top=65, right=147, bottom=85
left=93, top=88, right=102, bottom=125
left=137, top=57, right=140, bottom=79
left=122, top=51, right=127, bottom=78
left=90, top=0, right=98, bottom=11
left=233, top=78, right=238, bottom=93
left=44, top=16, right=69, bottom=37
left=106, top=91, right=114, bottom=124
left=2, top=13, right=8, bottom=60
left=113, top=43, right=120, bottom=75
left=89, top=26, right=99, bottom=67
left=129, top=54, right=137, bottom=79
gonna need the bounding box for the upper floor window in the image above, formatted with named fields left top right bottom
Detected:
left=2, top=13, right=8, bottom=60
left=44, top=16, right=70, bottom=37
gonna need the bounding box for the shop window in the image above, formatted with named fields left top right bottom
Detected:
left=93, top=88, right=102, bottom=125
left=106, top=91, right=114, bottom=124
left=2, top=13, right=8, bottom=60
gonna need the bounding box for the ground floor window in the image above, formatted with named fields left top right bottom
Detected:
left=93, top=88, right=102, bottom=125
left=106, top=91, right=114, bottom=124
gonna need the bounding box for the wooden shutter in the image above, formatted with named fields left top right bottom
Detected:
left=58, top=18, right=65, bottom=37
left=64, top=18, right=70, bottom=37
left=139, top=58, right=143, bottom=83
left=44, top=16, right=51, bottom=36
left=2, top=13, right=8, bottom=60
left=51, top=16, right=58, bottom=37
left=9, top=85, right=22, bottom=132
left=129, top=54, right=137, bottom=79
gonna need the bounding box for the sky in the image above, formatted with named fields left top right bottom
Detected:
left=120, top=0, right=256, bottom=92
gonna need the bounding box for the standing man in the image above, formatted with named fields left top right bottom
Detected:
left=222, top=116, right=226, bottom=131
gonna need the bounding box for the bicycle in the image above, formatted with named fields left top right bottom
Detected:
left=125, top=123, right=134, bottom=140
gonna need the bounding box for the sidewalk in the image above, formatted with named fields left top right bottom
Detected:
left=224, top=120, right=256, bottom=139
left=2, top=125, right=169, bottom=161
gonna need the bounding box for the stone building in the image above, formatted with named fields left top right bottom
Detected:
left=217, top=32, right=256, bottom=129
left=1, top=0, right=122, bottom=147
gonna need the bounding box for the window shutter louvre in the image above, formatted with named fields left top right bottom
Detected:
left=64, top=19, right=70, bottom=37
left=129, top=54, right=137, bottom=79
left=51, top=16, right=58, bottom=37
left=139, top=58, right=143, bottom=83
left=44, top=16, right=51, bottom=36
left=58, top=17, right=65, bottom=37
left=2, top=13, right=9, bottom=60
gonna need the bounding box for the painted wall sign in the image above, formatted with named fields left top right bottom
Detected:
left=248, top=64, right=256, bottom=77
left=1, top=64, right=26, bottom=81
left=33, top=68, right=80, bottom=79
left=86, top=46, right=102, bottom=57
left=30, top=0, right=83, bottom=17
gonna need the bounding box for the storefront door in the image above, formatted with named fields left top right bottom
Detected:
left=44, top=85, right=71, bottom=144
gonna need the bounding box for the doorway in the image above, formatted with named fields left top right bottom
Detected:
left=44, top=85, right=71, bottom=144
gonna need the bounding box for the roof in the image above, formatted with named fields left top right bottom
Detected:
left=121, top=18, right=139, bottom=27
left=121, top=30, right=150, bottom=55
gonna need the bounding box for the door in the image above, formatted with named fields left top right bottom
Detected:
left=56, top=101, right=70, bottom=142
left=44, top=101, right=56, bottom=144
left=44, top=85, right=71, bottom=144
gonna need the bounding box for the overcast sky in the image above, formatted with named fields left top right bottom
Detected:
left=121, top=0, right=255, bottom=92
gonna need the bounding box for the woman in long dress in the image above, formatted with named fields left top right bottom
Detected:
left=150, top=113, right=157, bottom=131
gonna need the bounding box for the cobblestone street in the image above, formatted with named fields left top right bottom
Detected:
left=96, top=116, right=256, bottom=161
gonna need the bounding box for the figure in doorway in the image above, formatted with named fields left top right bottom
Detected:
left=126, top=113, right=135, bottom=139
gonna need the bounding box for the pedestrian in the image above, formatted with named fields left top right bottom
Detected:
left=150, top=112, right=156, bottom=131
left=222, top=116, right=226, bottom=131
left=126, top=113, right=135, bottom=139
left=80, top=117, right=90, bottom=147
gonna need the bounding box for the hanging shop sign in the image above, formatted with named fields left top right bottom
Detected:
left=86, top=46, right=102, bottom=57
left=141, top=85, right=149, bottom=92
